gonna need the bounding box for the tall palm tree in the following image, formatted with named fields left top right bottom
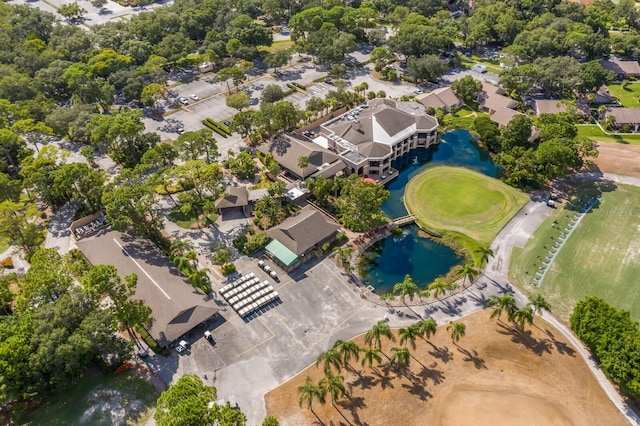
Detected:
left=360, top=347, right=383, bottom=369
left=416, top=318, right=437, bottom=341
left=393, top=274, right=419, bottom=305
left=316, top=348, right=343, bottom=375
left=389, top=347, right=411, bottom=370
left=364, top=320, right=395, bottom=350
left=398, top=324, right=421, bottom=350
left=456, top=262, right=479, bottom=287
left=447, top=321, right=466, bottom=345
left=530, top=294, right=551, bottom=319
left=474, top=245, right=494, bottom=269
left=170, top=239, right=193, bottom=259
left=298, top=376, right=325, bottom=416
left=513, top=305, right=534, bottom=331
left=333, top=340, right=360, bottom=371
left=319, top=374, right=346, bottom=407
left=428, top=278, right=449, bottom=301
left=487, top=293, right=517, bottom=323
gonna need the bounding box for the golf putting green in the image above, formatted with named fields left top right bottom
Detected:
left=404, top=166, right=529, bottom=246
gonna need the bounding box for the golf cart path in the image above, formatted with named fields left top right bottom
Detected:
left=484, top=171, right=640, bottom=425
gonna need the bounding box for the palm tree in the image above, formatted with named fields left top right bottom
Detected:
left=187, top=269, right=210, bottom=290
left=447, top=321, right=466, bottom=345
left=393, top=274, right=419, bottom=304
left=428, top=278, right=449, bottom=301
left=474, top=245, right=494, bottom=269
left=398, top=324, right=421, bottom=350
left=487, top=293, right=517, bottom=323
left=530, top=294, right=551, bottom=319
left=333, top=340, right=360, bottom=371
left=297, top=155, right=309, bottom=177
left=170, top=239, right=193, bottom=259
left=456, top=262, right=479, bottom=287
left=316, top=348, right=343, bottom=375
left=360, top=347, right=383, bottom=369
left=416, top=318, right=437, bottom=341
left=389, top=347, right=411, bottom=370
left=364, top=320, right=395, bottom=350
left=298, top=376, right=325, bottom=416
left=512, top=305, right=534, bottom=331
left=332, top=246, right=353, bottom=274
left=319, top=373, right=346, bottom=407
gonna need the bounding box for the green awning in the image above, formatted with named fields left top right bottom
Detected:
left=265, top=240, right=299, bottom=267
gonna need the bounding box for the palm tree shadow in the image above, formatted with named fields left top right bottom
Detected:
left=339, top=396, right=368, bottom=426
left=457, top=347, right=487, bottom=370
left=496, top=322, right=553, bottom=356
left=417, top=364, right=445, bottom=385
left=551, top=337, right=576, bottom=357
left=428, top=343, right=454, bottom=363
left=401, top=379, right=433, bottom=401
left=351, top=374, right=378, bottom=390
left=374, top=367, right=394, bottom=390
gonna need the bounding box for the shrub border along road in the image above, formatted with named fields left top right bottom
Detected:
left=404, top=166, right=529, bottom=260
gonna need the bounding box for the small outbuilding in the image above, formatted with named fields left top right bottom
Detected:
left=265, top=205, right=341, bottom=271
left=215, top=185, right=249, bottom=218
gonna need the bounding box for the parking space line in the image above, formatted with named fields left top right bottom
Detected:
left=235, top=317, right=277, bottom=358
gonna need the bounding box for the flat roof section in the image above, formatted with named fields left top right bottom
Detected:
left=76, top=229, right=218, bottom=347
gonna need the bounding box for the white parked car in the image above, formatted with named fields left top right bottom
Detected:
left=190, top=94, right=199, bottom=100
left=178, top=97, right=189, bottom=105
left=413, top=89, right=424, bottom=95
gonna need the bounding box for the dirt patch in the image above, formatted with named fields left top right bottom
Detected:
left=265, top=311, right=627, bottom=426
left=591, top=141, right=640, bottom=178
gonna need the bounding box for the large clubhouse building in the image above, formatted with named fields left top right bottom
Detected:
left=260, top=99, right=439, bottom=182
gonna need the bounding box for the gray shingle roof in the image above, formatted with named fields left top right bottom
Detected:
left=266, top=205, right=340, bottom=256
left=215, top=185, right=249, bottom=209
left=258, top=133, right=342, bottom=179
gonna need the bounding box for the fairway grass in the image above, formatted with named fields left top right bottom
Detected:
left=510, top=182, right=640, bottom=322
left=576, top=124, right=640, bottom=145
left=404, top=166, right=529, bottom=256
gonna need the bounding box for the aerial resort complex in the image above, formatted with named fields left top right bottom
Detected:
left=2, top=0, right=640, bottom=425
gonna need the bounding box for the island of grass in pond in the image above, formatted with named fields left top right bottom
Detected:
left=362, top=129, right=502, bottom=293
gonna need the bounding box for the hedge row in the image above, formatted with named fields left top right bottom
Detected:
left=202, top=118, right=230, bottom=138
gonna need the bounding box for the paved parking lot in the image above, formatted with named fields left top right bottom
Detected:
left=144, top=254, right=387, bottom=422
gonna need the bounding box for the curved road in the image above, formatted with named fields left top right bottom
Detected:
left=483, top=172, right=640, bottom=426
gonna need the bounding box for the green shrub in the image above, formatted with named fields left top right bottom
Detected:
left=220, top=263, right=236, bottom=275
left=233, top=234, right=248, bottom=252
left=243, top=233, right=271, bottom=254
left=322, top=241, right=331, bottom=251
left=571, top=296, right=640, bottom=403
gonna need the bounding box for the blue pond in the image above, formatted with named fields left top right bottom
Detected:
left=360, top=129, right=499, bottom=294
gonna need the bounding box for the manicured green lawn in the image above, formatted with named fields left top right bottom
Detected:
left=607, top=82, right=640, bottom=107
left=170, top=206, right=217, bottom=229
left=20, top=368, right=159, bottom=425
left=576, top=124, right=640, bottom=145
left=261, top=40, right=294, bottom=53
left=404, top=166, right=529, bottom=257
left=510, top=182, right=640, bottom=322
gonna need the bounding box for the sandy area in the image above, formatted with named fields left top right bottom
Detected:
left=265, top=311, right=627, bottom=426
left=591, top=141, right=640, bottom=178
